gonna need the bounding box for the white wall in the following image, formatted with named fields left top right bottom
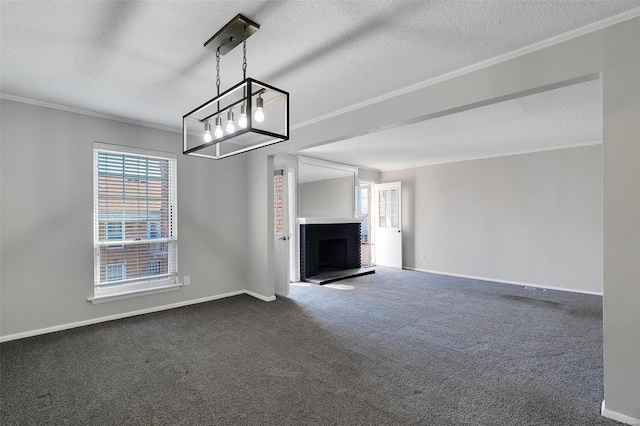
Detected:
left=244, top=151, right=273, bottom=297
left=246, top=17, right=640, bottom=421
left=358, top=168, right=381, bottom=183
left=382, top=145, right=603, bottom=293
left=298, top=176, right=354, bottom=218
left=0, top=100, right=248, bottom=337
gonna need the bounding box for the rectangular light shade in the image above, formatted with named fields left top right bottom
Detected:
left=183, top=78, right=289, bottom=159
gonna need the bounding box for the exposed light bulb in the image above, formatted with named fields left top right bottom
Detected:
left=254, top=108, right=265, bottom=123
left=203, top=121, right=213, bottom=142
left=238, top=104, right=248, bottom=128
left=254, top=95, right=265, bottom=123
left=226, top=109, right=236, bottom=133
left=214, top=116, right=224, bottom=139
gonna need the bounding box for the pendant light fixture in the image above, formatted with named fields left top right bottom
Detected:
left=183, top=14, right=289, bottom=159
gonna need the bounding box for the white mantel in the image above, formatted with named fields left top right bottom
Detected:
left=297, top=217, right=363, bottom=225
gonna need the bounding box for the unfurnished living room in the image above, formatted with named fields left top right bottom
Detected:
left=1, top=2, right=640, bottom=425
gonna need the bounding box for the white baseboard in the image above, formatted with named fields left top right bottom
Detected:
left=602, top=400, right=640, bottom=425
left=0, top=289, right=275, bottom=343
left=403, top=267, right=603, bottom=296
left=245, top=290, right=277, bottom=302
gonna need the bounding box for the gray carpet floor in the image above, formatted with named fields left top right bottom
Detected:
left=1, top=268, right=620, bottom=425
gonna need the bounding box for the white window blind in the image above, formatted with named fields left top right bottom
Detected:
left=93, top=145, right=177, bottom=296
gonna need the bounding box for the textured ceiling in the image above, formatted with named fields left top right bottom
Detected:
left=298, top=79, right=603, bottom=171
left=1, top=0, right=638, bottom=135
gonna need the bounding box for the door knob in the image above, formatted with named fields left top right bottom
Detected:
left=278, top=236, right=289, bottom=240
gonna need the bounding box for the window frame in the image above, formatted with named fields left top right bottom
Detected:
left=90, top=143, right=179, bottom=303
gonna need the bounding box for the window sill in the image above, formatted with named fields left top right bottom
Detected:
left=87, top=283, right=183, bottom=304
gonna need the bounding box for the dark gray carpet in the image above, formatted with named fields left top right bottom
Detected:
left=1, top=268, right=619, bottom=425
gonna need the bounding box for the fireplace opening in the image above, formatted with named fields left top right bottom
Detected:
left=318, top=238, right=347, bottom=273
left=299, top=221, right=374, bottom=284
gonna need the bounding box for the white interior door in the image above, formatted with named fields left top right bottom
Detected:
left=374, top=182, right=402, bottom=268
left=274, top=167, right=290, bottom=296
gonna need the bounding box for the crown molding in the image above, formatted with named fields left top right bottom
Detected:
left=0, top=93, right=183, bottom=134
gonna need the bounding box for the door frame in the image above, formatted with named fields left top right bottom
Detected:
left=273, top=166, right=291, bottom=296
left=287, top=167, right=298, bottom=283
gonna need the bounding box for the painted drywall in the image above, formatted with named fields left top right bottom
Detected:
left=298, top=176, right=354, bottom=218
left=358, top=168, right=381, bottom=183
left=247, top=17, right=640, bottom=421
left=244, top=151, right=274, bottom=297
left=381, top=145, right=603, bottom=293
left=0, top=100, right=248, bottom=337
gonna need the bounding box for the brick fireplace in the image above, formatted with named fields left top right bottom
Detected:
left=299, top=219, right=362, bottom=281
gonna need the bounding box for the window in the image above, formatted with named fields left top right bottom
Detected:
left=93, top=144, right=177, bottom=299
left=148, top=260, right=162, bottom=276
left=147, top=221, right=161, bottom=239
left=106, top=264, right=125, bottom=282
left=106, top=222, right=124, bottom=240
left=378, top=188, right=399, bottom=228
left=273, top=174, right=284, bottom=234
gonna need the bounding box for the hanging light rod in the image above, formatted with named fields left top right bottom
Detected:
left=204, top=14, right=260, bottom=55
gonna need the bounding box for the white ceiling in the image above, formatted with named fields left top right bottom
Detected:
left=1, top=1, right=637, bottom=170
left=298, top=78, right=603, bottom=171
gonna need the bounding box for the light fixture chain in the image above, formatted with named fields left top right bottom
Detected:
left=216, top=47, right=221, bottom=96
left=242, top=26, right=247, bottom=80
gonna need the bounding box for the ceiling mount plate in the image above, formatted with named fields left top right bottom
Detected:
left=204, top=14, right=260, bottom=55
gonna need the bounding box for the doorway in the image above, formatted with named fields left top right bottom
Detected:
left=358, top=181, right=374, bottom=266
left=273, top=166, right=296, bottom=296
